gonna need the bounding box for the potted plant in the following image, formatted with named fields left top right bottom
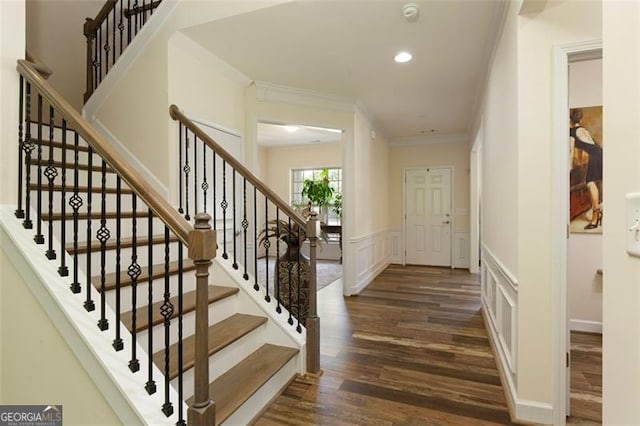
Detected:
left=258, top=219, right=327, bottom=326
left=302, top=169, right=334, bottom=223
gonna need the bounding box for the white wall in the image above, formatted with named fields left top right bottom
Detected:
left=568, top=58, right=603, bottom=332
left=602, top=2, right=640, bottom=424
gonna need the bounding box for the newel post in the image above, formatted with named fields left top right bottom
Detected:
left=83, top=18, right=95, bottom=103
left=306, top=212, right=321, bottom=375
left=187, top=213, right=216, bottom=425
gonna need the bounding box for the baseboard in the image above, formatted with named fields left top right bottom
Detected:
left=570, top=319, right=602, bottom=333
left=91, top=118, right=169, bottom=198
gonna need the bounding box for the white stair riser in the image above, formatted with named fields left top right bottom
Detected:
left=134, top=294, right=238, bottom=354
left=179, top=324, right=267, bottom=401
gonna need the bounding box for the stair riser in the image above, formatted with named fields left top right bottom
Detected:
left=103, top=269, right=197, bottom=310
left=178, top=324, right=267, bottom=402
left=135, top=294, right=238, bottom=354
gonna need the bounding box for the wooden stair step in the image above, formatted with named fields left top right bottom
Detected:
left=153, top=313, right=268, bottom=380
left=30, top=138, right=89, bottom=152
left=187, top=344, right=298, bottom=425
left=121, top=285, right=239, bottom=333
left=28, top=158, right=115, bottom=173
left=92, top=259, right=195, bottom=291
left=30, top=183, right=133, bottom=195
left=70, top=234, right=179, bottom=255
left=44, top=210, right=148, bottom=221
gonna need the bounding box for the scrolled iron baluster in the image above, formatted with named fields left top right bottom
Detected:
left=128, top=194, right=141, bottom=372
left=97, top=159, right=110, bottom=331
left=104, top=14, right=110, bottom=74
left=232, top=169, right=238, bottom=270
left=178, top=122, right=183, bottom=214
left=34, top=94, right=44, bottom=244
left=201, top=138, right=208, bottom=214
left=287, top=217, right=294, bottom=326
left=177, top=243, right=185, bottom=426
left=161, top=225, right=174, bottom=417
left=45, top=106, right=58, bottom=259
left=113, top=176, right=124, bottom=351
left=212, top=151, right=217, bottom=230
left=296, top=230, right=303, bottom=333
left=221, top=160, right=228, bottom=259
left=242, top=177, right=249, bottom=280
left=58, top=119, right=69, bottom=276
left=146, top=208, right=156, bottom=395
left=15, top=76, right=24, bottom=219
left=118, top=0, right=125, bottom=57
left=183, top=129, right=190, bottom=221
left=69, top=132, right=82, bottom=294
left=263, top=195, right=270, bottom=302
left=193, top=134, right=198, bottom=213
left=253, top=187, right=259, bottom=292
left=274, top=207, right=280, bottom=311
left=22, top=82, right=33, bottom=229
left=84, top=147, right=95, bottom=312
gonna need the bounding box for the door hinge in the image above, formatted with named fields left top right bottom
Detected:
left=566, top=352, right=570, bottom=368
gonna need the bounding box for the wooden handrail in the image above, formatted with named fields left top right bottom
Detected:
left=17, top=59, right=192, bottom=245
left=169, top=105, right=307, bottom=229
left=85, top=0, right=118, bottom=35
left=25, top=51, right=52, bottom=79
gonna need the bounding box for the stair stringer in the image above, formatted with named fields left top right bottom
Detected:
left=0, top=206, right=187, bottom=425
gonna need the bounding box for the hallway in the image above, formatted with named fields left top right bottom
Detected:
left=257, top=265, right=514, bottom=425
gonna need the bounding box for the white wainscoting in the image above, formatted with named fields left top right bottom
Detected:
left=481, top=245, right=553, bottom=425
left=453, top=232, right=470, bottom=269
left=348, top=230, right=393, bottom=294
left=388, top=230, right=403, bottom=264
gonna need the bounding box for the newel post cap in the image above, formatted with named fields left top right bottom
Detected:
left=188, top=213, right=217, bottom=261
left=306, top=212, right=320, bottom=239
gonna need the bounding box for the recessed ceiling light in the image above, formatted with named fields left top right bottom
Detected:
left=394, top=51, right=413, bottom=63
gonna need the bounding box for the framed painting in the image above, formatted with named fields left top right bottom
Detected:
left=569, top=105, right=603, bottom=234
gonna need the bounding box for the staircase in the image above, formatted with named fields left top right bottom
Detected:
left=10, top=44, right=320, bottom=424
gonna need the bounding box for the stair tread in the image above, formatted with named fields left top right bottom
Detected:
left=30, top=183, right=133, bottom=195
left=153, top=313, right=268, bottom=380
left=27, top=158, right=115, bottom=173
left=70, top=234, right=180, bottom=255
left=92, top=259, right=195, bottom=291
left=187, top=344, right=298, bottom=425
left=30, top=138, right=89, bottom=152
left=121, top=285, right=239, bottom=332
left=45, top=210, right=148, bottom=221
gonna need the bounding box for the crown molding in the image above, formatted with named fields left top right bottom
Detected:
left=390, top=132, right=469, bottom=147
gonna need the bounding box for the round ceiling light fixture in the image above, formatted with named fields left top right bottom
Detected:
left=402, top=3, right=420, bottom=23
left=394, top=51, right=413, bottom=63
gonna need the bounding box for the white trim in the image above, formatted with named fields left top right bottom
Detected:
left=92, top=118, right=169, bottom=198
left=390, top=133, right=468, bottom=147
left=0, top=206, right=184, bottom=425
left=188, top=115, right=243, bottom=139
left=551, top=38, right=603, bottom=426
left=254, top=81, right=357, bottom=113
left=481, top=243, right=519, bottom=289
left=453, top=232, right=470, bottom=269
left=469, top=119, right=483, bottom=274
left=83, top=0, right=180, bottom=120
left=570, top=319, right=603, bottom=334
left=402, top=166, right=454, bottom=268
left=346, top=229, right=391, bottom=295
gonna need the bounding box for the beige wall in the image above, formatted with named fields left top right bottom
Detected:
left=568, top=58, right=603, bottom=329
left=0, top=250, right=121, bottom=425
left=602, top=1, right=640, bottom=423
left=263, top=143, right=341, bottom=202
left=389, top=142, right=470, bottom=233
left=26, top=0, right=103, bottom=111
left=516, top=0, right=601, bottom=403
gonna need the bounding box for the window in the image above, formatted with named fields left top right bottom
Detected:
left=291, top=167, right=342, bottom=225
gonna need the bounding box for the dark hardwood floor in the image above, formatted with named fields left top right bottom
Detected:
left=567, top=331, right=602, bottom=425
left=256, top=265, right=515, bottom=425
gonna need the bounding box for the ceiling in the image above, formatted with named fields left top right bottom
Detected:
left=182, top=0, right=504, bottom=143
left=257, top=122, right=342, bottom=147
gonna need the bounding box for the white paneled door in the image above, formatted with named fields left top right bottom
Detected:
left=405, top=168, right=452, bottom=266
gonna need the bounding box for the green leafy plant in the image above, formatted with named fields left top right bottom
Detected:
left=332, top=193, right=342, bottom=218
left=301, top=169, right=334, bottom=208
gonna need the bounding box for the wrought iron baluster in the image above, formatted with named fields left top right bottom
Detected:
left=22, top=82, right=33, bottom=229
left=221, top=160, right=228, bottom=259
left=69, top=132, right=82, bottom=294
left=15, top=76, right=24, bottom=218
left=287, top=217, right=294, bottom=326
left=193, top=134, right=198, bottom=213
left=242, top=177, right=249, bottom=280
left=97, top=159, right=110, bottom=331
left=118, top=0, right=124, bottom=57
left=297, top=230, right=302, bottom=333
left=263, top=195, right=270, bottom=301
left=58, top=119, right=69, bottom=276
left=34, top=95, right=44, bottom=244
left=98, top=27, right=103, bottom=84
left=177, top=243, right=185, bottom=426
left=93, top=33, right=99, bottom=93
left=113, top=176, right=123, bottom=350
left=183, top=130, right=190, bottom=221
left=142, top=0, right=147, bottom=26
left=178, top=122, right=183, bottom=214
left=274, top=207, right=280, bottom=310
left=145, top=208, right=156, bottom=394
left=134, top=1, right=139, bottom=36
left=161, top=225, right=174, bottom=417
left=232, top=169, right=238, bottom=270
left=45, top=106, right=58, bottom=259
left=127, top=0, right=132, bottom=44
left=202, top=138, right=208, bottom=214
left=84, top=147, right=95, bottom=312
left=253, top=187, right=259, bottom=292
left=104, top=14, right=110, bottom=74
left=112, top=7, right=116, bottom=68
left=212, top=152, right=216, bottom=230
left=128, top=194, right=141, bottom=372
